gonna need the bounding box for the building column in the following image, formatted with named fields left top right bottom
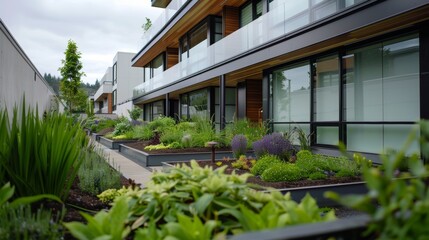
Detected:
left=420, top=24, right=429, bottom=163
left=262, top=71, right=270, bottom=123
left=219, top=75, right=226, bottom=130
left=165, top=93, right=170, bottom=117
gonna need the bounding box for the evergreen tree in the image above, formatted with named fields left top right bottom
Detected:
left=58, top=40, right=87, bottom=112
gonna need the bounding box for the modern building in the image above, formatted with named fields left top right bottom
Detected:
left=93, top=52, right=144, bottom=118
left=0, top=18, right=62, bottom=117
left=93, top=67, right=113, bottom=114
left=131, top=0, right=429, bottom=160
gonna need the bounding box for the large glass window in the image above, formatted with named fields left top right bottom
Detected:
left=152, top=54, right=164, bottom=78
left=344, top=34, right=420, bottom=154
left=180, top=89, right=210, bottom=120
left=215, top=88, right=237, bottom=126
left=144, top=100, right=165, bottom=121
left=268, top=34, right=420, bottom=154
left=240, top=0, right=263, bottom=27
left=112, top=63, right=118, bottom=84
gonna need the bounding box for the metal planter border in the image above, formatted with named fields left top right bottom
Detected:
left=98, top=136, right=137, bottom=149
left=119, top=144, right=254, bottom=167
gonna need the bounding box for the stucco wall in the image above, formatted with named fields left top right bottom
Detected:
left=0, top=19, right=61, bottom=117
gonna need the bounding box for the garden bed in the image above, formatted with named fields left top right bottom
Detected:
left=120, top=141, right=254, bottom=167
left=98, top=136, right=138, bottom=149
left=163, top=159, right=366, bottom=207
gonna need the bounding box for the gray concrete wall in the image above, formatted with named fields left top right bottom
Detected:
left=0, top=19, right=61, bottom=117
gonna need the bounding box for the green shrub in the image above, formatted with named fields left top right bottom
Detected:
left=261, top=163, right=304, bottom=182
left=148, top=116, right=175, bottom=132
left=94, top=118, right=117, bottom=133
left=0, top=103, right=87, bottom=200
left=133, top=125, right=154, bottom=140
left=78, top=148, right=121, bottom=195
left=250, top=155, right=283, bottom=176
left=128, top=107, right=143, bottom=121
left=308, top=171, right=327, bottom=180
left=112, top=121, right=132, bottom=136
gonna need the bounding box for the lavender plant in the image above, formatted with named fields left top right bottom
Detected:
left=252, top=133, right=293, bottom=160
left=231, top=134, right=248, bottom=159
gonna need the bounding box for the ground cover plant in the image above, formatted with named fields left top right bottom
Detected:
left=327, top=121, right=429, bottom=240
left=66, top=161, right=336, bottom=239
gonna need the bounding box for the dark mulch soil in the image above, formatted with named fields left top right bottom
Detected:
left=124, top=141, right=232, bottom=154
left=172, top=159, right=363, bottom=189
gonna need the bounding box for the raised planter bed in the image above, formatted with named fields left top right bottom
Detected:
left=162, top=161, right=367, bottom=207
left=119, top=144, right=255, bottom=167
left=98, top=136, right=137, bottom=149
left=92, top=132, right=103, bottom=141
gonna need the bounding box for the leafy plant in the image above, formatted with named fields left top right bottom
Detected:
left=0, top=102, right=88, bottom=200
left=64, top=196, right=131, bottom=240
left=252, top=133, right=293, bottom=160
left=78, top=147, right=121, bottom=195
left=0, top=183, right=64, bottom=240
left=112, top=121, right=132, bottom=137
left=231, top=134, right=248, bottom=159
left=250, top=154, right=283, bottom=176
left=327, top=121, right=429, bottom=240
left=232, top=155, right=255, bottom=170
left=128, top=107, right=143, bottom=121
left=73, top=160, right=336, bottom=239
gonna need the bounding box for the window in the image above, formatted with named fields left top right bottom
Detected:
left=143, top=53, right=165, bottom=82
left=270, top=62, right=311, bottom=144
left=113, top=63, right=117, bottom=84
left=240, top=0, right=263, bottom=27
left=144, top=100, right=165, bottom=121
left=112, top=90, right=117, bottom=111
left=179, top=16, right=222, bottom=61
left=343, top=34, right=419, bottom=154
left=180, top=89, right=210, bottom=120
left=268, top=33, right=420, bottom=154
left=215, top=88, right=237, bottom=128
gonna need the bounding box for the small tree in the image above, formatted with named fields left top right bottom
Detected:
left=59, top=39, right=86, bottom=112
left=128, top=107, right=143, bottom=121
left=142, top=17, right=152, bottom=33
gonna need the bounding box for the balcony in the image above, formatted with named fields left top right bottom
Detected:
left=152, top=0, right=172, bottom=8
left=94, top=81, right=113, bottom=102
left=142, top=0, right=189, bottom=48
left=134, top=0, right=368, bottom=98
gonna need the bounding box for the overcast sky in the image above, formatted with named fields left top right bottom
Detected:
left=0, top=0, right=162, bottom=84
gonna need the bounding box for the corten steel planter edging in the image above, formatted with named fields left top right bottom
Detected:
left=98, top=136, right=137, bottom=149
left=163, top=161, right=367, bottom=207
left=119, top=144, right=254, bottom=167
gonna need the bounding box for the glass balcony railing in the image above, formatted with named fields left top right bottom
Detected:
left=141, top=0, right=189, bottom=47
left=134, top=0, right=368, bottom=98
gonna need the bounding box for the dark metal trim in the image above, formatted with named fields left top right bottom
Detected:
left=219, top=75, right=226, bottom=130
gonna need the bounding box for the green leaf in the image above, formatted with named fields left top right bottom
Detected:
left=193, top=193, right=214, bottom=215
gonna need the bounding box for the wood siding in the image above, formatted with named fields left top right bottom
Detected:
left=223, top=6, right=239, bottom=37
left=107, top=93, right=113, bottom=113
left=246, top=80, right=262, bottom=123
left=166, top=48, right=179, bottom=69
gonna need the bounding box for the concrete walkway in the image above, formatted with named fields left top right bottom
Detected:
left=92, top=140, right=160, bottom=187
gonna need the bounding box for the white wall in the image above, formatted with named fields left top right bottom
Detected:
left=0, top=19, right=60, bottom=117
left=112, top=52, right=143, bottom=119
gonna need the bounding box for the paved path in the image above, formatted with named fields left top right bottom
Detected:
left=92, top=141, right=161, bottom=187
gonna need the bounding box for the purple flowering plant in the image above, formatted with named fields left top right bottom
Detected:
left=231, top=134, right=248, bottom=159
left=252, top=133, right=293, bottom=160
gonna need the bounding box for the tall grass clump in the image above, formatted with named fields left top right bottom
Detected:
left=0, top=101, right=88, bottom=200
left=78, top=147, right=121, bottom=195
left=224, top=119, right=267, bottom=147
